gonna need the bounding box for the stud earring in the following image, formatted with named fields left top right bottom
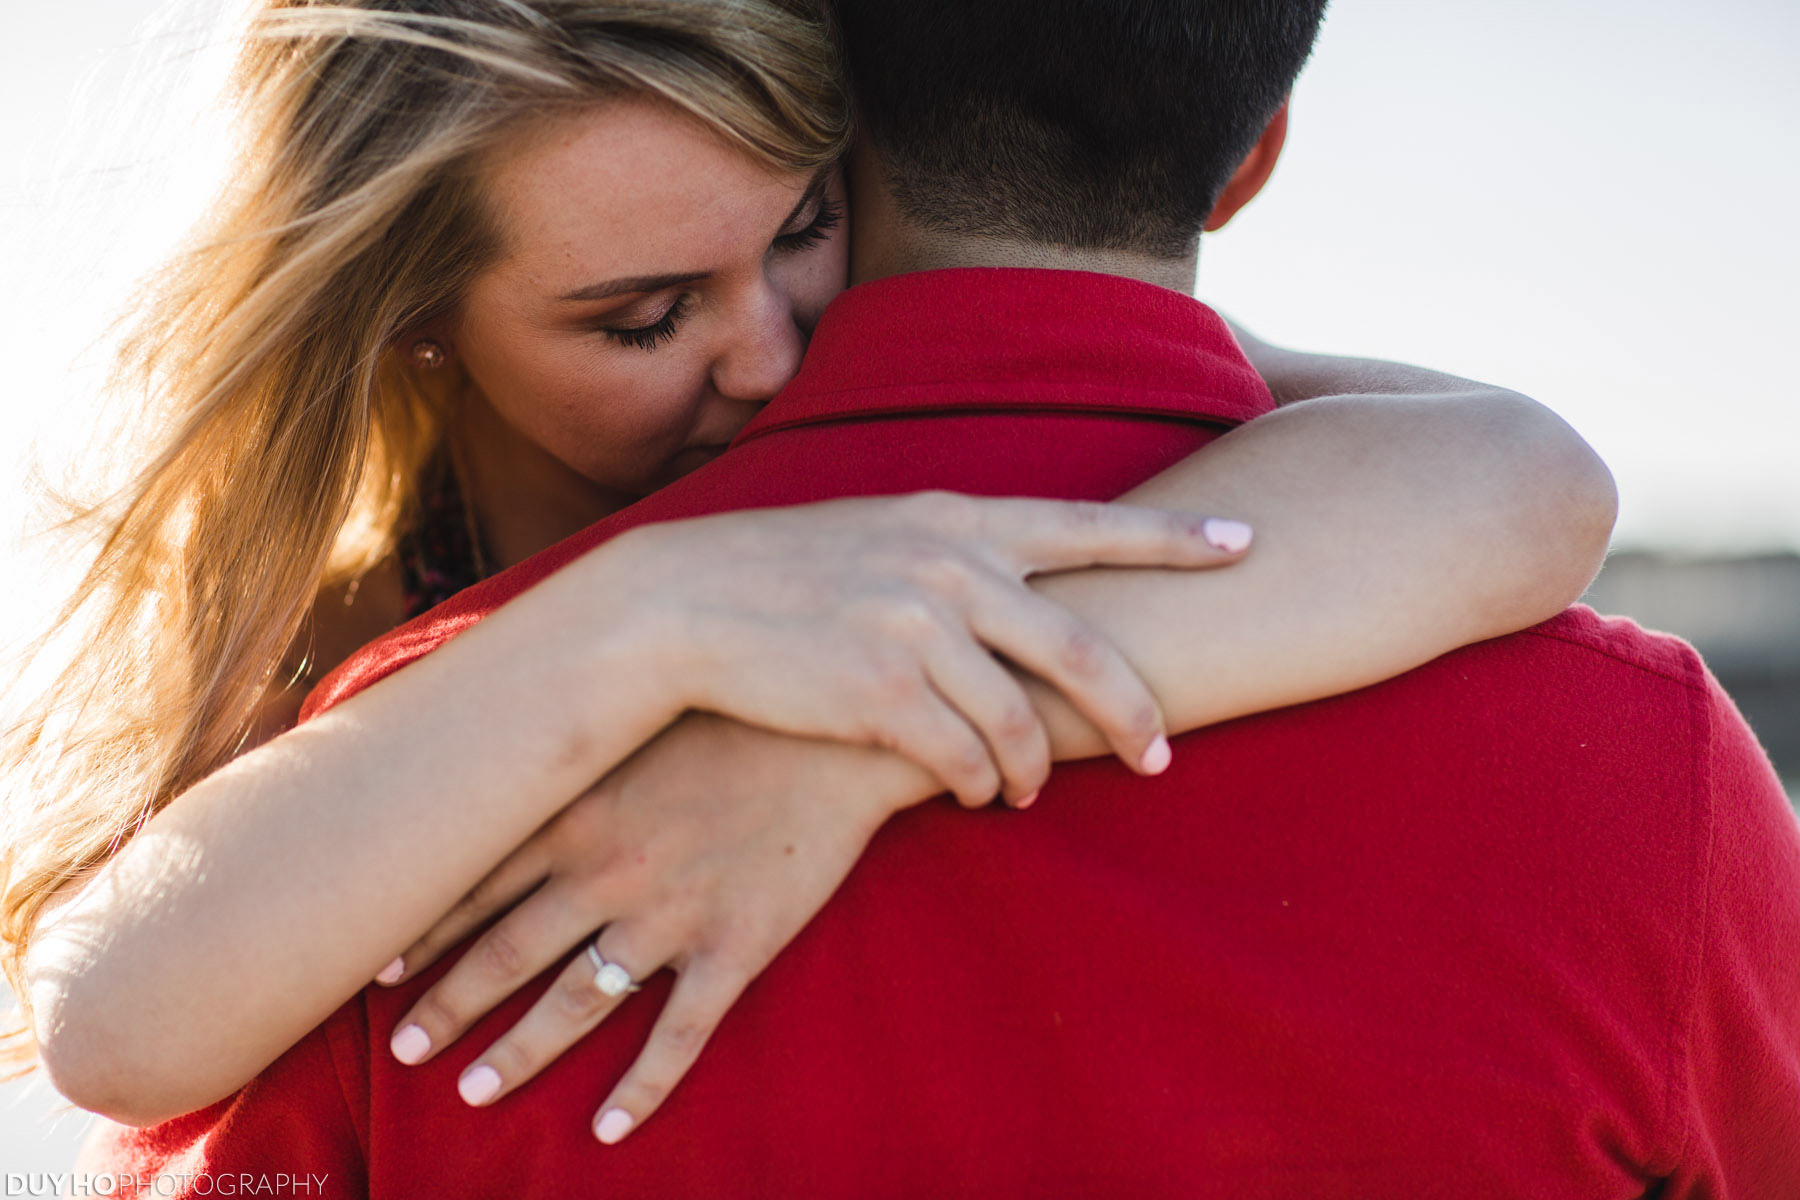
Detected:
left=411, top=340, right=447, bottom=370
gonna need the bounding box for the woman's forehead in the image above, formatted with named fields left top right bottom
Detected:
left=480, top=97, right=815, bottom=289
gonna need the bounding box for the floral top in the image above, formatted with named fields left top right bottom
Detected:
left=394, top=455, right=488, bottom=620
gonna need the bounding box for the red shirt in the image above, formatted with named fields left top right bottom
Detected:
left=82, top=269, right=1800, bottom=1198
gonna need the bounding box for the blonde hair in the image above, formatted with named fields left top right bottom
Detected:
left=0, top=0, right=848, bottom=1076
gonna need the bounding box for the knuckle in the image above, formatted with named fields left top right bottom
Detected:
left=1129, top=701, right=1162, bottom=739
left=1066, top=500, right=1112, bottom=531
left=480, top=1039, right=530, bottom=1080
left=413, top=989, right=466, bottom=1035
left=570, top=870, right=615, bottom=910
left=995, top=703, right=1040, bottom=744
left=474, top=927, right=526, bottom=980
left=554, top=968, right=612, bottom=1021
left=952, top=737, right=994, bottom=779
left=658, top=1019, right=712, bottom=1060
left=874, top=596, right=941, bottom=642
left=909, top=554, right=971, bottom=601
left=863, top=662, right=924, bottom=711
left=1057, top=625, right=1108, bottom=678
left=947, top=744, right=1000, bottom=798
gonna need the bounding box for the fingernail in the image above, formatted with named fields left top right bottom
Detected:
left=458, top=1065, right=502, bottom=1106
left=1015, top=789, right=1039, bottom=810
left=595, top=1108, right=635, bottom=1145
left=1200, top=517, right=1253, bottom=554
left=1139, top=735, right=1172, bottom=775
left=390, top=1023, right=431, bottom=1065
left=376, top=957, right=406, bottom=986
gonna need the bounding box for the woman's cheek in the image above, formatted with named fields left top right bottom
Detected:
left=555, top=353, right=704, bottom=467
left=786, top=242, right=850, bottom=332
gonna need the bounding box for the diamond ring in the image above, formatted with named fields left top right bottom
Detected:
left=586, top=942, right=642, bottom=998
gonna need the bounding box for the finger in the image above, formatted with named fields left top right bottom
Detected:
left=591, top=957, right=746, bottom=1146
left=918, top=632, right=1052, bottom=805
left=388, top=881, right=604, bottom=1068
left=960, top=568, right=1173, bottom=775
left=974, top=497, right=1254, bottom=576
left=861, top=665, right=1005, bottom=807
left=452, top=926, right=659, bottom=1109
left=381, top=839, right=556, bottom=986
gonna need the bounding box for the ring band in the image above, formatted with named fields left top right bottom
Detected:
left=587, top=942, right=642, bottom=998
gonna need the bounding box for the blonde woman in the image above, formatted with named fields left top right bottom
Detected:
left=5, top=0, right=1612, bottom=1144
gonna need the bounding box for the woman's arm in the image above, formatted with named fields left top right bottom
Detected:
left=31, top=345, right=1613, bottom=1126
left=377, top=349, right=1615, bottom=1138
left=1023, top=332, right=1615, bottom=755
left=28, top=496, right=1213, bottom=1125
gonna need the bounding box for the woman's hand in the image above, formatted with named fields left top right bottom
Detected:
left=376, top=713, right=935, bottom=1143
left=594, top=491, right=1252, bottom=806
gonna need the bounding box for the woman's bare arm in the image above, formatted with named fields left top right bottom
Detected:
left=24, top=496, right=1210, bottom=1124
left=1023, top=332, right=1614, bottom=755
left=378, top=353, right=1613, bottom=1136
left=26, top=346, right=1611, bottom=1126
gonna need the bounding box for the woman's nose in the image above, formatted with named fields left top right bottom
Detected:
left=710, top=278, right=805, bottom=404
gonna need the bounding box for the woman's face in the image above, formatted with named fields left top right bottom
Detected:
left=449, top=96, right=849, bottom=521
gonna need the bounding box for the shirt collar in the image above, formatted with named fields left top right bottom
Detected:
left=731, top=267, right=1275, bottom=447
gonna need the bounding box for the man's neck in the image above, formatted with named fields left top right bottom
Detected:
left=846, top=147, right=1198, bottom=294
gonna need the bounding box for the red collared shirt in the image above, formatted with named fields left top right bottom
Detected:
left=83, top=269, right=1800, bottom=1198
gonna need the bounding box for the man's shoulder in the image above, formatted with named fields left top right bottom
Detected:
left=1505, top=603, right=1711, bottom=693
left=1389, top=603, right=1743, bottom=784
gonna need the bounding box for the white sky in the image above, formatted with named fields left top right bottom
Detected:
left=2, top=0, right=1796, bottom=558
left=1200, top=0, right=1800, bottom=552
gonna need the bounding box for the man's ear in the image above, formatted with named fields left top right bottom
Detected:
left=1203, top=99, right=1290, bottom=233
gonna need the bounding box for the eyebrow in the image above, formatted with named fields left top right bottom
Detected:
left=555, top=169, right=833, bottom=305
left=558, top=271, right=710, bottom=304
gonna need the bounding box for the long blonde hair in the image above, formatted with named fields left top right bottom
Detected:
left=0, top=0, right=848, bottom=1076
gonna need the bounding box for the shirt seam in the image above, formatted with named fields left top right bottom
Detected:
left=319, top=1001, right=373, bottom=1166
left=1650, top=650, right=1717, bottom=1175
left=734, top=400, right=1253, bottom=449
left=1515, top=624, right=1710, bottom=693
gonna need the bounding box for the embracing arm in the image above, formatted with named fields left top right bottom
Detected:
left=1022, top=327, right=1616, bottom=755
left=24, top=495, right=1206, bottom=1125
left=27, top=340, right=1611, bottom=1126
left=25, top=560, right=688, bottom=1121
left=381, top=359, right=1613, bottom=1136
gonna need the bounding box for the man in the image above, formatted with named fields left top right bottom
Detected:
left=83, top=0, right=1800, bottom=1195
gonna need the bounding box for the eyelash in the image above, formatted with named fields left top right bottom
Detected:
left=773, top=196, right=843, bottom=254
left=601, top=195, right=841, bottom=353
left=603, top=294, right=692, bottom=352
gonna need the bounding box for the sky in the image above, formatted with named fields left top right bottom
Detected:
left=0, top=0, right=1796, bottom=1176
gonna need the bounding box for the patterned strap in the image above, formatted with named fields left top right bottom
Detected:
left=394, top=453, right=487, bottom=620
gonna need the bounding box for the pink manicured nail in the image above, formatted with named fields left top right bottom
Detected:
left=1016, top=790, right=1040, bottom=810
left=1200, top=517, right=1253, bottom=554
left=391, top=1023, right=431, bottom=1065
left=376, top=957, right=406, bottom=986
left=595, top=1108, right=635, bottom=1144
left=458, top=1065, right=502, bottom=1106
left=1139, top=735, right=1172, bottom=775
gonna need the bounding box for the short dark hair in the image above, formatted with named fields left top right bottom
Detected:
left=827, top=0, right=1329, bottom=257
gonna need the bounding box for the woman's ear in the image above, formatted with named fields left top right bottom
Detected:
left=1203, top=98, right=1290, bottom=234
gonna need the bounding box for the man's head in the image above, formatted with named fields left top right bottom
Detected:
left=830, top=0, right=1328, bottom=262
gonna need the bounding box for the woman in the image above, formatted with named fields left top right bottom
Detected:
left=3, top=0, right=1613, bottom=1149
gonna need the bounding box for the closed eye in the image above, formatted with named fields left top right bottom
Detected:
left=601, top=294, right=692, bottom=352
left=773, top=195, right=843, bottom=255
